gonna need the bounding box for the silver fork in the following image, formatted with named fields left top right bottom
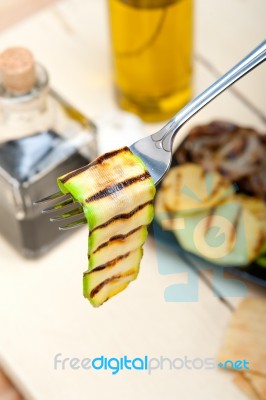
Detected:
left=34, top=39, right=266, bottom=230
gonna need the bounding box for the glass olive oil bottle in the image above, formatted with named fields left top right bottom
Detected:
left=108, top=0, right=193, bottom=122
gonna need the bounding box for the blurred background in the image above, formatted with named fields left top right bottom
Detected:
left=0, top=0, right=56, bottom=32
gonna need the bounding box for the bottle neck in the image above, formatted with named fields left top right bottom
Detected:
left=0, top=63, right=53, bottom=141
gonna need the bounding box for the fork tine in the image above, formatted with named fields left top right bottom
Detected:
left=42, top=197, right=75, bottom=214
left=33, top=191, right=71, bottom=205
left=49, top=207, right=84, bottom=222
left=59, top=217, right=87, bottom=231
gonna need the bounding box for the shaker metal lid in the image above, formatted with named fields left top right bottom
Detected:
left=0, top=47, right=36, bottom=94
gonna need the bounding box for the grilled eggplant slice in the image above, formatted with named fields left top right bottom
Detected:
left=58, top=147, right=155, bottom=306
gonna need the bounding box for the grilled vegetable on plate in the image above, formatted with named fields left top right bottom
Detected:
left=155, top=121, right=266, bottom=272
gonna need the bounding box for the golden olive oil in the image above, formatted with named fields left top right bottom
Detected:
left=108, top=0, right=193, bottom=122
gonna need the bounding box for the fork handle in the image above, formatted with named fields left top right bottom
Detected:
left=152, top=39, right=266, bottom=151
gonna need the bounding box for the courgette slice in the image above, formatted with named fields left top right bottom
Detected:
left=155, top=178, right=265, bottom=266
left=173, top=201, right=264, bottom=266
left=57, top=147, right=155, bottom=306
left=160, top=163, right=234, bottom=215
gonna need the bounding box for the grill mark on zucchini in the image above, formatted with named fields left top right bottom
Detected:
left=90, top=274, right=121, bottom=298
left=84, top=252, right=130, bottom=273
left=229, top=206, right=242, bottom=248
left=90, top=269, right=136, bottom=298
left=209, top=178, right=226, bottom=201
left=173, top=171, right=181, bottom=211
left=89, top=201, right=153, bottom=235
left=60, top=147, right=129, bottom=183
left=205, top=205, right=242, bottom=250
left=204, top=206, right=216, bottom=234
left=254, top=230, right=265, bottom=256
left=86, top=171, right=150, bottom=202
left=92, top=227, right=142, bottom=254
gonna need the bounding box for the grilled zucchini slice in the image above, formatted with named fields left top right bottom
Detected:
left=155, top=165, right=265, bottom=266
left=174, top=201, right=264, bottom=265
left=58, top=147, right=155, bottom=306
left=160, top=163, right=234, bottom=214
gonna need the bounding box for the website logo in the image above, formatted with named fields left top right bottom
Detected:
left=53, top=354, right=250, bottom=374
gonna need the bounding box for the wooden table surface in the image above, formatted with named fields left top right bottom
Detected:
left=0, top=1, right=265, bottom=399
left=0, top=1, right=57, bottom=398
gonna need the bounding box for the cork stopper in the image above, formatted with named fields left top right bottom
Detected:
left=0, top=47, right=36, bottom=94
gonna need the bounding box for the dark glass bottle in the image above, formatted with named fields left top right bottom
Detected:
left=0, top=48, right=97, bottom=257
